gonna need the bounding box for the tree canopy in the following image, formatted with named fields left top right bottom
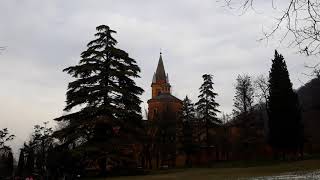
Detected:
left=196, top=74, right=221, bottom=145
left=54, top=25, right=144, bottom=174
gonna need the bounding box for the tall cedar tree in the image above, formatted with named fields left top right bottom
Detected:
left=181, top=96, right=196, bottom=166
left=54, top=25, right=143, bottom=169
left=268, top=50, right=303, bottom=151
left=196, top=74, right=221, bottom=145
left=233, top=74, right=255, bottom=116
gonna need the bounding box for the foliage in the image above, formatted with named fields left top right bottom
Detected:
left=0, top=128, right=14, bottom=178
left=54, top=25, right=144, bottom=174
left=15, top=122, right=54, bottom=178
left=297, top=77, right=320, bottom=147
left=180, top=96, right=197, bottom=166
left=181, top=96, right=196, bottom=123
left=16, top=149, right=25, bottom=176
left=196, top=74, right=221, bottom=145
left=268, top=50, right=304, bottom=150
left=0, top=128, right=15, bottom=149
left=0, top=149, right=13, bottom=178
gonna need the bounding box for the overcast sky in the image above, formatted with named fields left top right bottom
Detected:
left=0, top=0, right=318, bottom=156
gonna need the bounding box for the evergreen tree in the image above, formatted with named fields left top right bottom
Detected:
left=6, top=151, right=13, bottom=177
left=181, top=96, right=196, bottom=166
left=181, top=96, right=195, bottom=123
left=54, top=25, right=143, bottom=173
left=0, top=128, right=15, bottom=178
left=16, top=149, right=25, bottom=176
left=233, top=74, right=255, bottom=116
left=25, top=145, right=35, bottom=175
left=195, top=74, right=221, bottom=145
left=268, top=50, right=304, bottom=154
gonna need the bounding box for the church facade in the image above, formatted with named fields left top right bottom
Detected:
left=142, top=53, right=183, bottom=168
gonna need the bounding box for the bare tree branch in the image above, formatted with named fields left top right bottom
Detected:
left=303, top=62, right=320, bottom=78
left=220, top=0, right=320, bottom=56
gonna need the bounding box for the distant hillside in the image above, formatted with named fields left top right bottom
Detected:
left=297, top=78, right=320, bottom=146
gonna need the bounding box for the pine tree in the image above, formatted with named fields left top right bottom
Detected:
left=196, top=74, right=221, bottom=145
left=54, top=25, right=144, bottom=172
left=268, top=50, right=303, bottom=155
left=181, top=96, right=195, bottom=123
left=181, top=96, right=196, bottom=166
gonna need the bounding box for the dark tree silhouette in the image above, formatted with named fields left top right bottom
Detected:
left=54, top=25, right=144, bottom=174
left=196, top=74, right=221, bottom=146
left=0, top=128, right=15, bottom=149
left=24, top=143, right=35, bottom=175
left=32, top=122, right=53, bottom=178
left=233, top=74, right=255, bottom=116
left=15, top=122, right=54, bottom=178
left=268, top=50, right=304, bottom=157
left=298, top=77, right=320, bottom=152
left=254, top=75, right=269, bottom=109
left=16, top=149, right=25, bottom=176
left=181, top=96, right=196, bottom=123
left=181, top=96, right=196, bottom=166
left=0, top=128, right=15, bottom=178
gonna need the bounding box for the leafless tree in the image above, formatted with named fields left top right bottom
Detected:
left=220, top=112, right=232, bottom=124
left=303, top=62, right=320, bottom=78
left=254, top=74, right=269, bottom=107
left=233, top=74, right=255, bottom=115
left=221, top=0, right=320, bottom=56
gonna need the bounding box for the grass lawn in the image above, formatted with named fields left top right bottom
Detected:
left=87, top=159, right=320, bottom=180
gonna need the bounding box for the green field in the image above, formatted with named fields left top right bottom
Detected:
left=88, top=159, right=320, bottom=180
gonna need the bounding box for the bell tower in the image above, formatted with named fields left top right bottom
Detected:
left=151, top=52, right=171, bottom=98
left=147, top=52, right=182, bottom=122
left=146, top=52, right=182, bottom=168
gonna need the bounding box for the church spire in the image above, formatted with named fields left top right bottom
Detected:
left=154, top=52, right=167, bottom=83
left=151, top=52, right=171, bottom=98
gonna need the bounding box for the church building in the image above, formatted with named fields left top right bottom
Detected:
left=145, top=53, right=183, bottom=168
left=147, top=53, right=182, bottom=122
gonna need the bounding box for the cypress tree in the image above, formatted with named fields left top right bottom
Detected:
left=268, top=50, right=303, bottom=154
left=6, top=151, right=13, bottom=177
left=196, top=74, right=221, bottom=146
left=54, top=25, right=144, bottom=172
left=25, top=147, right=35, bottom=175
left=16, top=149, right=25, bottom=176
